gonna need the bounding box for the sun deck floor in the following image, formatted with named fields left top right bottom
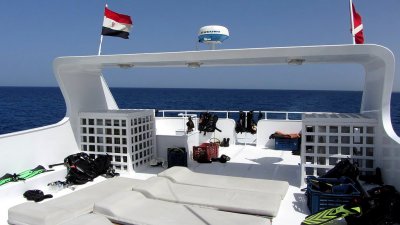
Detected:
left=1, top=145, right=309, bottom=225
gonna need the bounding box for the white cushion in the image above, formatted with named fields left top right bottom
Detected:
left=8, top=203, right=74, bottom=225
left=131, top=176, right=282, bottom=217
left=159, top=166, right=289, bottom=199
left=94, top=191, right=271, bottom=225
left=8, top=177, right=141, bottom=225
left=59, top=214, right=113, bottom=225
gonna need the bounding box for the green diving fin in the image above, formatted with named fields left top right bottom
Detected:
left=302, top=205, right=361, bottom=225
left=0, top=165, right=53, bottom=186
left=0, top=173, right=19, bottom=186
left=17, top=165, right=53, bottom=180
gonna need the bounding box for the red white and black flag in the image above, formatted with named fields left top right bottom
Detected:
left=101, top=7, right=132, bottom=39
left=351, top=2, right=364, bottom=44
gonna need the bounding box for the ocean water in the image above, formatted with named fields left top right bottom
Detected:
left=0, top=87, right=399, bottom=136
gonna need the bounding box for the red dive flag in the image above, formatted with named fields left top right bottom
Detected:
left=351, top=3, right=364, bottom=44
left=101, top=7, right=132, bottom=39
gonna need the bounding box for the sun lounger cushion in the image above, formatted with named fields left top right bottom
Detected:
left=130, top=176, right=282, bottom=217
left=94, top=191, right=271, bottom=225
left=8, top=202, right=73, bottom=225
left=59, top=214, right=113, bottom=225
left=158, top=166, right=289, bottom=199
left=8, top=177, right=140, bottom=225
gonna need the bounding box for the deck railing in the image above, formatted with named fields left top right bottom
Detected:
left=156, top=110, right=334, bottom=121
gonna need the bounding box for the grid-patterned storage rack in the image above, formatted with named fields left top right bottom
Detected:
left=301, top=113, right=377, bottom=184
left=79, top=110, right=156, bottom=172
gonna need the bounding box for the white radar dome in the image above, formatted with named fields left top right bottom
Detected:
left=198, top=25, right=229, bottom=45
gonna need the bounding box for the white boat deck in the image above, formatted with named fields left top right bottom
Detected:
left=1, top=143, right=313, bottom=225
left=1, top=44, right=399, bottom=224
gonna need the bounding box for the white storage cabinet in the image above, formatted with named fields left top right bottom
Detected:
left=301, top=113, right=376, bottom=184
left=79, top=110, right=156, bottom=172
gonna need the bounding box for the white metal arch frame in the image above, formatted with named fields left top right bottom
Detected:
left=54, top=44, right=400, bottom=188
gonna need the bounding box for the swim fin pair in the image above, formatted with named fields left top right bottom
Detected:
left=0, top=165, right=52, bottom=186
left=302, top=204, right=361, bottom=225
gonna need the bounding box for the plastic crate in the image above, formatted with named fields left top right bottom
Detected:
left=306, top=176, right=361, bottom=214
left=275, top=138, right=299, bottom=151
left=193, top=143, right=219, bottom=161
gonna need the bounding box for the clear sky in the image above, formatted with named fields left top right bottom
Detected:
left=1, top=0, right=399, bottom=91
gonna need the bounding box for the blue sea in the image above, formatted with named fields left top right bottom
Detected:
left=0, top=87, right=399, bottom=136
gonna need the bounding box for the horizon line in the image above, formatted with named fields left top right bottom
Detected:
left=0, top=85, right=399, bottom=93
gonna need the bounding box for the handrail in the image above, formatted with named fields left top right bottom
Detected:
left=156, top=110, right=336, bottom=121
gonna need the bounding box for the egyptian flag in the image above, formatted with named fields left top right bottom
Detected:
left=351, top=3, right=364, bottom=44
left=101, top=7, right=132, bottom=39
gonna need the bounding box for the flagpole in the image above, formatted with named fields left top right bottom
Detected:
left=98, top=35, right=104, bottom=55
left=349, top=0, right=355, bottom=44
left=98, top=3, right=108, bottom=55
